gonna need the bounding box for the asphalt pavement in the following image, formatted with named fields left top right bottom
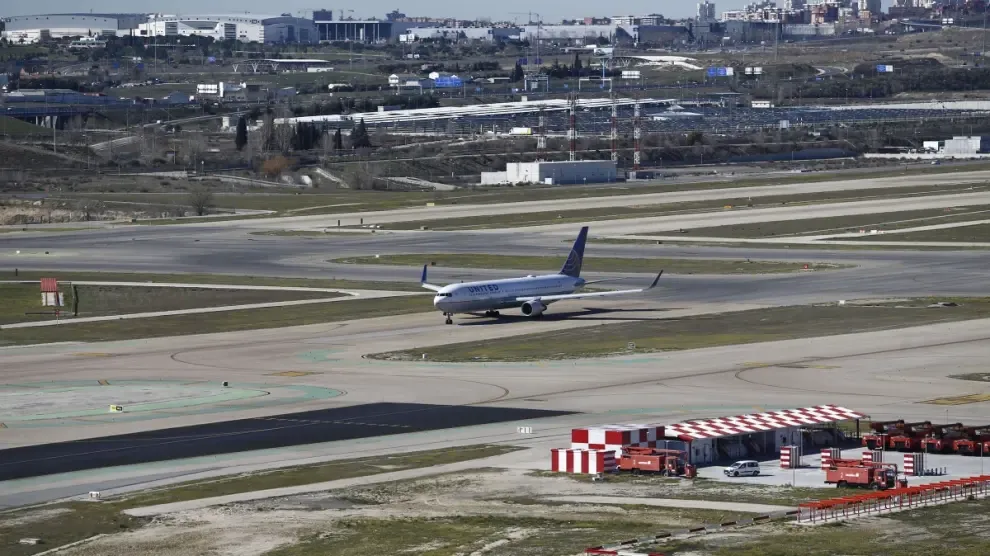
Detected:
left=0, top=402, right=572, bottom=481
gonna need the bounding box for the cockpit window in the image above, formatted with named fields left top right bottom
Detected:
left=437, top=293, right=452, bottom=297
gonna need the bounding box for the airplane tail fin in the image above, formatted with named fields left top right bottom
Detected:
left=560, top=226, right=589, bottom=278
left=420, top=264, right=443, bottom=292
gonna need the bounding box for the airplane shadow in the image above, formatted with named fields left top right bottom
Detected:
left=455, top=307, right=672, bottom=326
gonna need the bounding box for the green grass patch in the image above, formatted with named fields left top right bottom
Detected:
left=0, top=445, right=518, bottom=556
left=0, top=116, right=48, bottom=137
left=0, top=283, right=339, bottom=325
left=949, top=372, right=990, bottom=382
left=0, top=270, right=423, bottom=292
left=0, top=293, right=429, bottom=346
left=333, top=254, right=846, bottom=275
left=370, top=298, right=990, bottom=362
left=846, top=222, right=990, bottom=243
left=679, top=205, right=990, bottom=239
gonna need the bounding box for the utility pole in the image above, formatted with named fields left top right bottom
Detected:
left=568, top=93, right=577, bottom=162
left=610, top=94, right=618, bottom=163
left=537, top=106, right=546, bottom=161
left=633, top=99, right=641, bottom=172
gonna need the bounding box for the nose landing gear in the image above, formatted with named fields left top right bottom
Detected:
left=444, top=313, right=453, bottom=325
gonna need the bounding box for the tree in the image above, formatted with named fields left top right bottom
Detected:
left=187, top=186, right=215, bottom=216
left=512, top=62, right=524, bottom=82
left=333, top=128, right=343, bottom=151
left=349, top=119, right=372, bottom=149
left=235, top=116, right=248, bottom=151
left=573, top=53, right=583, bottom=76
left=261, top=155, right=293, bottom=178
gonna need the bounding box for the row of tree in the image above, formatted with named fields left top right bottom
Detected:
left=235, top=116, right=372, bottom=153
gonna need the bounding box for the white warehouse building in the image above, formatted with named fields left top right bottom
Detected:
left=3, top=13, right=316, bottom=44
left=137, top=14, right=317, bottom=43
left=481, top=160, right=618, bottom=186
left=1, top=13, right=147, bottom=43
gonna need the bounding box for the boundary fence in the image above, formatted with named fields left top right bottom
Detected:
left=798, top=474, right=990, bottom=524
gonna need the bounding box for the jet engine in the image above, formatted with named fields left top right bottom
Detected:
left=521, top=300, right=546, bottom=317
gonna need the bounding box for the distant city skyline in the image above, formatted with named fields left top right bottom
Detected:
left=2, top=0, right=770, bottom=23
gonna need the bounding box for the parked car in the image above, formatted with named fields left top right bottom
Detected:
left=724, top=460, right=760, bottom=477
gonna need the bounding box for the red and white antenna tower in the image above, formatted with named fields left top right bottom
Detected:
left=568, top=94, right=577, bottom=162
left=610, top=94, right=618, bottom=163
left=537, top=106, right=547, bottom=161
left=633, top=98, right=642, bottom=172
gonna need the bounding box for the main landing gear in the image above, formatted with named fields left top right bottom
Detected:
left=484, top=310, right=500, bottom=318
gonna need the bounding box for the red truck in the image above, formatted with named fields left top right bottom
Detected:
left=618, top=447, right=696, bottom=477
left=949, top=426, right=990, bottom=455
left=825, top=462, right=898, bottom=490
left=919, top=423, right=967, bottom=454
left=862, top=420, right=910, bottom=450
left=888, top=421, right=935, bottom=452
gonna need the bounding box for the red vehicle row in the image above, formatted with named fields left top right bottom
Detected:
left=862, top=420, right=990, bottom=455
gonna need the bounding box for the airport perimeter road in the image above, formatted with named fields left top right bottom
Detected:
left=184, top=170, right=990, bottom=231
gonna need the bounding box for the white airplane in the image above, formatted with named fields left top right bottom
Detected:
left=420, top=226, right=662, bottom=325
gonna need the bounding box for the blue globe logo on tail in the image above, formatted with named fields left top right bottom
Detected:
left=560, top=226, right=589, bottom=278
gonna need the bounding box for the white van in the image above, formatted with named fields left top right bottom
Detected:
left=724, top=460, right=760, bottom=477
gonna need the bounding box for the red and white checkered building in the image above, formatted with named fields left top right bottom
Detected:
left=551, top=405, right=865, bottom=473
left=664, top=405, right=866, bottom=465
left=570, top=423, right=665, bottom=454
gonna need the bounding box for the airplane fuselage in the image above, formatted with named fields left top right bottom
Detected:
left=433, top=274, right=586, bottom=314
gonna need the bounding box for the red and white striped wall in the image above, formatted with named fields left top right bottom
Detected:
left=551, top=449, right=617, bottom=475
left=821, top=448, right=841, bottom=470
left=863, top=450, right=884, bottom=464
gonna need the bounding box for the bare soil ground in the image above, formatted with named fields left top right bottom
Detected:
left=44, top=467, right=990, bottom=556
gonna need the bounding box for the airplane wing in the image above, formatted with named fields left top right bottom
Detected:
left=516, top=271, right=662, bottom=303
left=420, top=264, right=444, bottom=292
